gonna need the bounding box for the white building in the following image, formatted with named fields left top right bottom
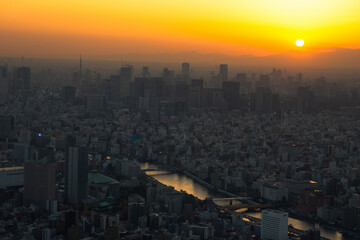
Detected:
left=261, top=209, right=288, bottom=240
left=0, top=166, right=24, bottom=189
left=262, top=184, right=289, bottom=202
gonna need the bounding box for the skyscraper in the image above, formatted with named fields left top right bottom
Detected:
left=261, top=209, right=288, bottom=240
left=120, top=66, right=132, bottom=97
left=66, top=146, right=88, bottom=205
left=297, top=86, right=314, bottom=113
left=16, top=67, right=31, bottom=90
left=142, top=66, right=150, bottom=78
left=23, top=161, right=56, bottom=208
left=254, top=87, right=273, bottom=114
left=181, top=62, right=190, bottom=83
left=222, top=81, right=240, bottom=110
left=0, top=66, right=7, bottom=78
left=219, top=64, right=228, bottom=82
left=0, top=66, right=8, bottom=96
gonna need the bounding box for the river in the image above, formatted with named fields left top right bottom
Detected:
left=140, top=162, right=348, bottom=240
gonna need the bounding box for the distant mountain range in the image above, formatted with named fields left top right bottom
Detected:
left=89, top=48, right=360, bottom=69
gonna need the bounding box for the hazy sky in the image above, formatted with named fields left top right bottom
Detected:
left=1, top=0, right=360, bottom=57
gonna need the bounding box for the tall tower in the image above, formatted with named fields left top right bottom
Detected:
left=79, top=54, right=82, bottom=81
left=66, top=145, right=88, bottom=205
left=219, top=64, right=228, bottom=82
left=181, top=62, right=190, bottom=83
left=16, top=67, right=31, bottom=90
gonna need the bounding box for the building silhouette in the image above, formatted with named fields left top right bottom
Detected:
left=181, top=62, right=190, bottom=83
left=23, top=161, right=56, bottom=208
left=142, top=66, right=150, bottom=78
left=66, top=146, right=88, bottom=205
left=297, top=86, right=314, bottom=113
left=222, top=81, right=240, bottom=110
left=15, top=67, right=31, bottom=91
left=219, top=64, right=228, bottom=82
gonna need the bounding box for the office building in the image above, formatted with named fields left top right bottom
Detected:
left=181, top=62, right=190, bottom=83
left=258, top=74, right=271, bottom=88
left=42, top=228, right=52, bottom=240
left=0, top=166, right=24, bottom=189
left=254, top=87, right=273, bottom=114
left=16, top=67, right=31, bottom=90
left=297, top=86, right=314, bottom=113
left=142, top=66, right=150, bottom=78
left=222, top=81, right=240, bottom=110
left=23, top=161, right=56, bottom=208
left=66, top=146, right=88, bottom=205
left=0, top=66, right=8, bottom=96
left=163, top=68, right=175, bottom=84
left=13, top=142, right=30, bottom=162
left=261, top=209, right=288, bottom=240
left=219, top=64, right=228, bottom=82
left=120, top=66, right=132, bottom=97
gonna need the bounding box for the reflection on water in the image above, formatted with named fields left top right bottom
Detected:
left=140, top=162, right=223, bottom=200
left=140, top=162, right=346, bottom=240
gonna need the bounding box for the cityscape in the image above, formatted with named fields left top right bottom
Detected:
left=1, top=0, right=360, bottom=240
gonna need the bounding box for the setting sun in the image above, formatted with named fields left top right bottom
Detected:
left=296, top=39, right=305, bottom=47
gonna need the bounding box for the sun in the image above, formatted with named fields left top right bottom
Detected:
left=296, top=39, right=304, bottom=47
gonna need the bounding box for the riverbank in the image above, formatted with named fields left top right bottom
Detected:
left=140, top=162, right=347, bottom=240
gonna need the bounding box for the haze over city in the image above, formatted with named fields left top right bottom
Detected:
left=1, top=1, right=360, bottom=240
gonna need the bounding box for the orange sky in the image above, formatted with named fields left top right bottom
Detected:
left=1, top=0, right=360, bottom=57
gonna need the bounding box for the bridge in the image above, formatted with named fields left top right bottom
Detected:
left=221, top=203, right=271, bottom=210
left=212, top=197, right=252, bottom=201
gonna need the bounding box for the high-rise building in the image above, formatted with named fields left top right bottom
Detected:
left=42, top=228, right=52, bottom=240
left=254, top=87, right=273, bottom=114
left=297, top=86, right=314, bottom=113
left=16, top=67, right=31, bottom=90
left=181, top=62, right=190, bottom=83
left=0, top=66, right=7, bottom=78
left=222, top=81, right=240, bottom=110
left=66, top=146, right=88, bottom=205
left=261, top=209, right=288, bottom=240
left=235, top=73, right=247, bottom=83
left=0, top=66, right=8, bottom=96
left=23, top=161, right=56, bottom=208
left=120, top=66, right=132, bottom=97
left=257, top=74, right=271, bottom=88
left=163, top=68, right=175, bottom=84
left=219, top=64, right=228, bottom=82
left=142, top=66, right=150, bottom=78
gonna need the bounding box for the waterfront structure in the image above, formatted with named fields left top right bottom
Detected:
left=261, top=209, right=288, bottom=240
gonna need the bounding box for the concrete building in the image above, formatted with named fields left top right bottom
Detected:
left=66, top=146, right=88, bottom=205
left=0, top=166, right=24, bottom=189
left=262, top=184, right=289, bottom=202
left=261, top=209, right=288, bottom=240
left=23, top=161, right=56, bottom=207
left=181, top=62, right=190, bottom=83
left=219, top=64, right=228, bottom=82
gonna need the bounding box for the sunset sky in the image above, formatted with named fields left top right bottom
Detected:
left=1, top=0, right=360, bottom=57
